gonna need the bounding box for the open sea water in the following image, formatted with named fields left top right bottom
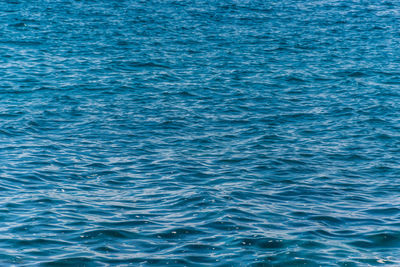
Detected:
left=1, top=0, right=400, bottom=266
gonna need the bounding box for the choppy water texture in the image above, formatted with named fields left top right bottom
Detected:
left=2, top=0, right=400, bottom=266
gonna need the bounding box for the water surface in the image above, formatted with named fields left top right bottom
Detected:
left=1, top=0, right=400, bottom=266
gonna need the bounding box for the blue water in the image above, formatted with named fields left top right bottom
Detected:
left=1, top=0, right=400, bottom=265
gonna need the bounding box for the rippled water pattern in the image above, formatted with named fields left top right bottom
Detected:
left=2, top=0, right=400, bottom=266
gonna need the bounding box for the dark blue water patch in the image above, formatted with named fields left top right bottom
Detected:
left=1, top=0, right=400, bottom=265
